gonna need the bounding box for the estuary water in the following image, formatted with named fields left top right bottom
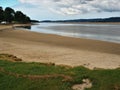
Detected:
left=26, top=23, right=120, bottom=43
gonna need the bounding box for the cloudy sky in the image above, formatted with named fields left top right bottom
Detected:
left=0, top=0, right=120, bottom=20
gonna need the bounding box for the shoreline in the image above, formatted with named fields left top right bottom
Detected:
left=15, top=23, right=120, bottom=44
left=0, top=25, right=120, bottom=69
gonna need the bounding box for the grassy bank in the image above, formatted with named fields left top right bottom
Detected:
left=0, top=55, right=120, bottom=90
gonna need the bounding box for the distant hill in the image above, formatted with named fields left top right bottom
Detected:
left=41, top=17, right=120, bottom=23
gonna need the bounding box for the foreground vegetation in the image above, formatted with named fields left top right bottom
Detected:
left=0, top=54, right=120, bottom=90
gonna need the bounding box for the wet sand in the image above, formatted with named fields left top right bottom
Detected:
left=0, top=25, right=120, bottom=69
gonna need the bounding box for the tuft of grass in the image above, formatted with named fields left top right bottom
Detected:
left=0, top=54, right=22, bottom=62
left=0, top=59, right=120, bottom=90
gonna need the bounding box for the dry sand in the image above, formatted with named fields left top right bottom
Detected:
left=0, top=25, right=120, bottom=69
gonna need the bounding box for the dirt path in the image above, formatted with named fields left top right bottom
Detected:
left=0, top=67, right=72, bottom=81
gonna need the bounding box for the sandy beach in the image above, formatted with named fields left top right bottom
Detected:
left=0, top=25, right=120, bottom=69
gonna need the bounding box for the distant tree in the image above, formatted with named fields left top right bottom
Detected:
left=23, top=16, right=31, bottom=23
left=15, top=11, right=30, bottom=23
left=14, top=11, right=24, bottom=23
left=0, top=7, right=4, bottom=22
left=4, top=7, right=15, bottom=23
left=0, top=6, right=31, bottom=24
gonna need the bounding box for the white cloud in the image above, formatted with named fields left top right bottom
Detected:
left=18, top=0, right=120, bottom=15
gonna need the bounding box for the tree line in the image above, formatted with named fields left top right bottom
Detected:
left=0, top=6, right=31, bottom=23
left=41, top=17, right=120, bottom=23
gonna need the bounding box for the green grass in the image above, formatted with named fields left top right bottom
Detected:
left=0, top=59, right=120, bottom=90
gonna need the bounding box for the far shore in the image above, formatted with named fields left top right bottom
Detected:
left=0, top=24, right=120, bottom=69
left=40, top=22, right=120, bottom=25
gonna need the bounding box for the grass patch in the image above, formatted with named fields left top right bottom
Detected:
left=0, top=59, right=120, bottom=90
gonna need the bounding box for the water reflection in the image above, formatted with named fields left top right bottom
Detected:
left=16, top=26, right=31, bottom=29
